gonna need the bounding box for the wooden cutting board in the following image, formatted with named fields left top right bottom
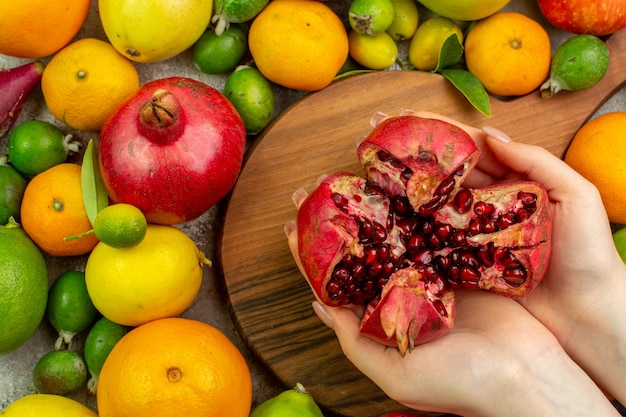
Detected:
left=220, top=29, right=626, bottom=416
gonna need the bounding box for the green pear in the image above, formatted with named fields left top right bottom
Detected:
left=250, top=383, right=324, bottom=417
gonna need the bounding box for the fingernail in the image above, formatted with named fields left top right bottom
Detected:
left=291, top=188, right=308, bottom=208
left=312, top=301, right=334, bottom=329
left=284, top=220, right=296, bottom=237
left=483, top=126, right=512, bottom=143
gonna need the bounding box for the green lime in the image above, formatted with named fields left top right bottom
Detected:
left=84, top=316, right=129, bottom=394
left=93, top=203, right=147, bottom=248
left=541, top=34, right=610, bottom=98
left=7, top=120, right=81, bottom=177
left=191, top=24, right=248, bottom=75
left=613, top=227, right=626, bottom=263
left=349, top=0, right=396, bottom=36
left=386, top=0, right=419, bottom=41
left=0, top=218, right=48, bottom=356
left=47, top=270, right=99, bottom=350
left=348, top=30, right=398, bottom=70
left=0, top=160, right=27, bottom=225
left=212, top=0, right=270, bottom=35
left=409, top=16, right=464, bottom=71
left=224, top=65, right=275, bottom=135
left=32, top=349, right=88, bottom=395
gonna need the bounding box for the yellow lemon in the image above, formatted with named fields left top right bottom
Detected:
left=409, top=17, right=463, bottom=71
left=386, top=0, right=419, bottom=41
left=1, top=393, right=97, bottom=417
left=99, top=0, right=213, bottom=63
left=417, top=0, right=510, bottom=21
left=349, top=30, right=398, bottom=70
left=85, top=224, right=211, bottom=326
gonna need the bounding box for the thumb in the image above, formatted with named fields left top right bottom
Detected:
left=483, top=127, right=593, bottom=200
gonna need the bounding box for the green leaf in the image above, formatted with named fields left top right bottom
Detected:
left=81, top=139, right=109, bottom=225
left=434, top=33, right=464, bottom=72
left=440, top=68, right=491, bottom=117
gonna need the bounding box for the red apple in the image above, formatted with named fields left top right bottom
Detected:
left=537, top=0, right=626, bottom=36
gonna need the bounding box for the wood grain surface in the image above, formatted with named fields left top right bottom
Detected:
left=220, top=29, right=626, bottom=417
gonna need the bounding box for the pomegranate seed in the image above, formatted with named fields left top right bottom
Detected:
left=460, top=265, right=480, bottom=283
left=449, top=229, right=467, bottom=247
left=483, top=219, right=498, bottom=234
left=517, top=191, right=537, bottom=207
left=476, top=243, right=495, bottom=267
left=432, top=299, right=448, bottom=317
left=368, top=262, right=384, bottom=277
left=503, top=265, right=527, bottom=286
left=393, top=197, right=412, bottom=216
left=407, top=233, right=425, bottom=252
left=467, top=218, right=482, bottom=236
left=435, top=176, right=456, bottom=196
left=421, top=218, right=434, bottom=235
left=453, top=189, right=473, bottom=214
left=459, top=251, right=479, bottom=268
left=418, top=148, right=436, bottom=163
left=474, top=201, right=495, bottom=217
left=419, top=193, right=449, bottom=216
left=497, top=212, right=516, bottom=230
left=331, top=192, right=349, bottom=212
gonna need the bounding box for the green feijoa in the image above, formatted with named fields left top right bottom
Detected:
left=0, top=160, right=27, bottom=224
left=32, top=349, right=88, bottom=395
left=7, top=120, right=81, bottom=176
left=191, top=23, right=247, bottom=75
left=349, top=0, right=396, bottom=36
left=541, top=34, right=610, bottom=98
left=224, top=65, right=275, bottom=135
left=84, top=316, right=129, bottom=394
left=212, top=0, right=270, bottom=35
left=46, top=270, right=99, bottom=350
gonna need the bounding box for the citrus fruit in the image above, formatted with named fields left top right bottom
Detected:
left=96, top=317, right=252, bottom=417
left=348, top=30, right=399, bottom=70
left=349, top=0, right=396, bottom=36
left=386, top=0, right=419, bottom=41
left=564, top=112, right=626, bottom=224
left=0, top=218, right=48, bottom=356
left=20, top=163, right=99, bottom=256
left=223, top=65, right=276, bottom=135
left=0, top=0, right=91, bottom=58
left=46, top=270, right=99, bottom=349
left=84, top=317, right=129, bottom=394
left=0, top=393, right=97, bottom=417
left=7, top=120, right=81, bottom=176
left=212, top=0, right=270, bottom=35
left=541, top=34, right=610, bottom=98
left=85, top=224, right=211, bottom=326
left=99, top=0, right=214, bottom=63
left=0, top=162, right=26, bottom=225
left=32, top=350, right=88, bottom=395
left=417, top=0, right=511, bottom=21
left=41, top=38, right=141, bottom=131
left=93, top=203, right=148, bottom=248
left=192, top=24, right=248, bottom=75
left=464, top=12, right=551, bottom=97
left=408, top=16, right=464, bottom=71
left=613, top=227, right=626, bottom=263
left=248, top=0, right=349, bottom=91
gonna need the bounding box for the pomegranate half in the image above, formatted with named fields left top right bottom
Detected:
left=98, top=77, right=247, bottom=225
left=296, top=115, right=552, bottom=356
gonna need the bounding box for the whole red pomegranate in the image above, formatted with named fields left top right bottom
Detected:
left=98, top=77, right=246, bottom=225
left=297, top=115, right=552, bottom=356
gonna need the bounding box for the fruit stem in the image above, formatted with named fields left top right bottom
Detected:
left=64, top=228, right=95, bottom=241
left=63, top=134, right=82, bottom=154
left=138, top=89, right=185, bottom=144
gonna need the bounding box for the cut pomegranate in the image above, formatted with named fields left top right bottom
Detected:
left=296, top=115, right=552, bottom=356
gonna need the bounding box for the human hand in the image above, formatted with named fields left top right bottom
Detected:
left=407, top=111, right=626, bottom=405
left=286, top=172, right=618, bottom=417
